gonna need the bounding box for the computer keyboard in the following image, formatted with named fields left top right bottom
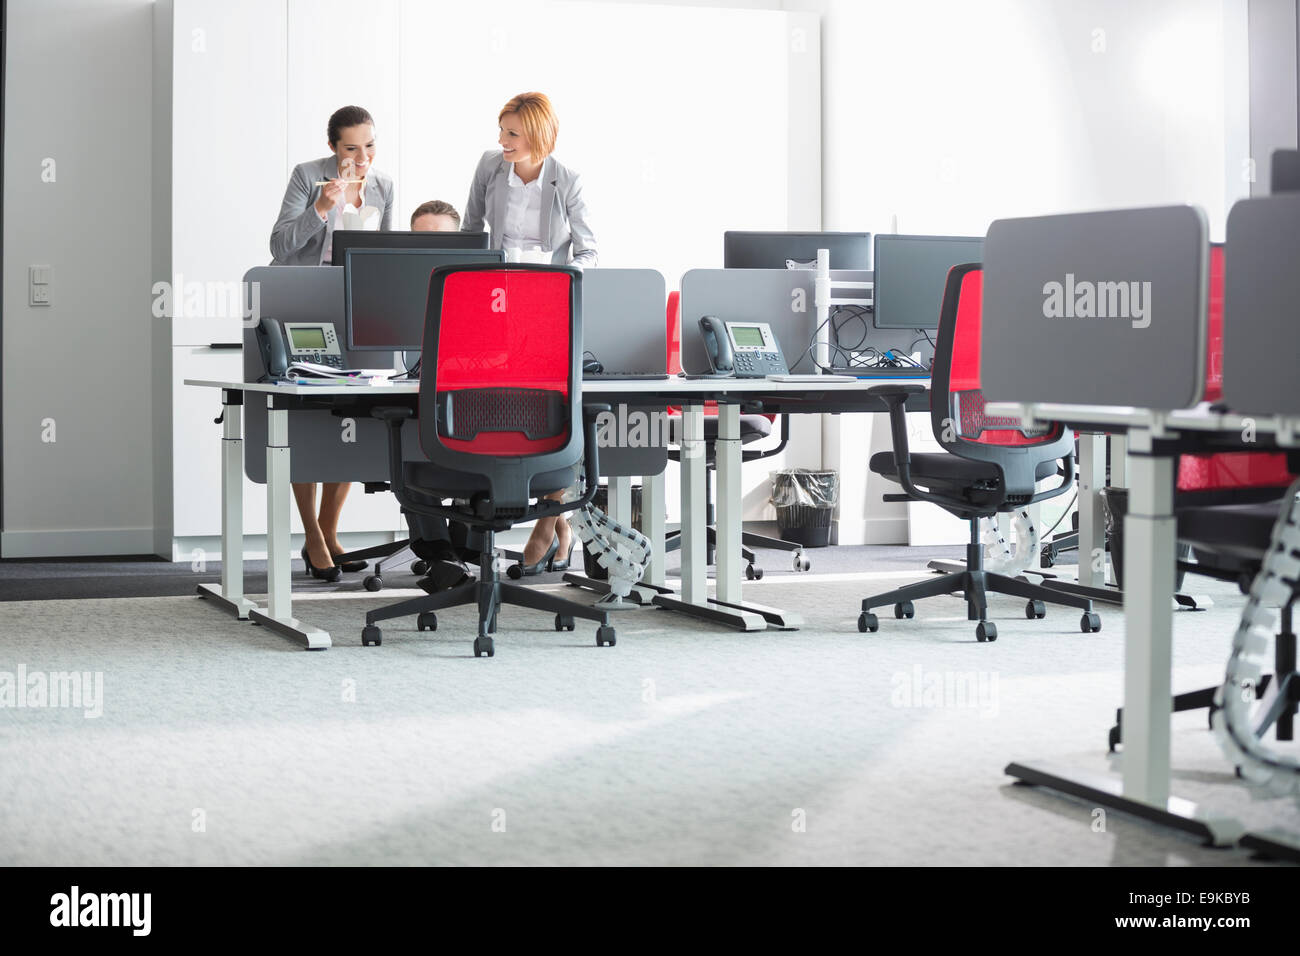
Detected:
left=839, top=367, right=931, bottom=378
left=583, top=372, right=671, bottom=381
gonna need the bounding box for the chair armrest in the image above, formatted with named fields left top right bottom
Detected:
left=370, top=406, right=414, bottom=503
left=371, top=405, right=414, bottom=422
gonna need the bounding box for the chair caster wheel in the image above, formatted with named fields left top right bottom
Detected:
left=894, top=601, right=914, bottom=620
left=361, top=625, right=382, bottom=646
left=745, top=564, right=763, bottom=580
left=555, top=614, right=575, bottom=632
left=596, top=625, right=616, bottom=647
left=473, top=636, right=494, bottom=657
left=858, top=612, right=879, bottom=633
left=1080, top=612, right=1102, bottom=633
left=794, top=554, right=811, bottom=572
left=1040, top=545, right=1057, bottom=569
left=417, top=611, right=438, bottom=632
left=507, top=563, right=523, bottom=580
left=410, top=560, right=429, bottom=576
left=363, top=575, right=382, bottom=592
left=1025, top=600, right=1046, bottom=619
left=976, top=621, right=997, bottom=642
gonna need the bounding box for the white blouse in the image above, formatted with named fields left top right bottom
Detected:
left=500, top=165, right=545, bottom=252
left=319, top=176, right=381, bottom=265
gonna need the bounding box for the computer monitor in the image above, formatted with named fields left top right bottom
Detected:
left=1271, top=149, right=1300, bottom=194
left=331, top=229, right=489, bottom=265
left=872, top=234, right=984, bottom=329
left=723, top=231, right=872, bottom=270
left=344, top=247, right=505, bottom=351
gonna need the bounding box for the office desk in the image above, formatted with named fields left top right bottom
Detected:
left=987, top=399, right=1300, bottom=846
left=186, top=376, right=927, bottom=647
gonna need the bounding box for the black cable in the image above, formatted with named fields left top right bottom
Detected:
left=1039, top=491, right=1079, bottom=540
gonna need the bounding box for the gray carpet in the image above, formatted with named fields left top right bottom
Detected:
left=0, top=563, right=1295, bottom=866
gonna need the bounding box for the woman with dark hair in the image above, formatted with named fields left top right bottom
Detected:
left=269, top=106, right=396, bottom=580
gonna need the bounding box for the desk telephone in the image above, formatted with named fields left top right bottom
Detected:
left=255, top=317, right=345, bottom=378
left=699, top=315, right=789, bottom=377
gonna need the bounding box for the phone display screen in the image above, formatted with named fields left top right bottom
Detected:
left=729, top=325, right=765, bottom=348
left=289, top=327, right=328, bottom=350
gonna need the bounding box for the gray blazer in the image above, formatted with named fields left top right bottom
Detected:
left=269, top=156, right=396, bottom=265
left=462, top=149, right=597, bottom=268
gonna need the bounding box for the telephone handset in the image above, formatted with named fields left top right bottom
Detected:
left=698, top=315, right=790, bottom=377
left=255, top=317, right=345, bottom=380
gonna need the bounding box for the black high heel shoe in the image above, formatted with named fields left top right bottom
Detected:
left=301, top=546, right=341, bottom=583
left=549, top=538, right=576, bottom=573
left=329, top=551, right=368, bottom=573
left=514, top=538, right=559, bottom=578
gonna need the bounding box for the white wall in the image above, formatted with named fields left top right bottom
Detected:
left=2, top=0, right=1254, bottom=556
left=820, top=0, right=1249, bottom=239
left=812, top=0, right=1251, bottom=542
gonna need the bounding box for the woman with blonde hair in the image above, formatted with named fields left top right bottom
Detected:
left=463, top=92, right=598, bottom=575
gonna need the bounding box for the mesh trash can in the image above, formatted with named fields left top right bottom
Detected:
left=582, top=484, right=642, bottom=580
left=771, top=469, right=838, bottom=548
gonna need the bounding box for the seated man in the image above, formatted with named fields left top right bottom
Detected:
left=405, top=199, right=476, bottom=590
left=410, top=199, right=461, bottom=232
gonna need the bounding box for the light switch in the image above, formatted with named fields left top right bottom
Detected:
left=29, top=265, right=51, bottom=307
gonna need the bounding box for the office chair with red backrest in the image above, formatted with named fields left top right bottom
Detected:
left=364, top=263, right=616, bottom=657
left=857, top=263, right=1101, bottom=642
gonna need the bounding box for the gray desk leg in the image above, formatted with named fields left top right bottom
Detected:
left=643, top=471, right=667, bottom=588
left=1108, top=435, right=1127, bottom=587
left=610, top=475, right=632, bottom=526
left=1006, top=434, right=1242, bottom=847
left=715, top=404, right=742, bottom=605
left=653, top=402, right=764, bottom=630
left=198, top=390, right=257, bottom=619
left=679, top=404, right=707, bottom=605
left=707, top=404, right=801, bottom=629
left=248, top=398, right=331, bottom=650
left=1077, top=433, right=1106, bottom=587
left=1121, top=446, right=1175, bottom=804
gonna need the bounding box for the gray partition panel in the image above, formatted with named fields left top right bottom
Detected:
left=679, top=269, right=927, bottom=375
left=981, top=205, right=1208, bottom=409
left=242, top=266, right=663, bottom=482
left=581, top=268, right=668, bottom=475
left=582, top=268, right=667, bottom=373
left=243, top=266, right=415, bottom=484
left=1223, top=193, right=1300, bottom=416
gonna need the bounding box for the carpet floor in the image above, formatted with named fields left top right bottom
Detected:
left=1, top=558, right=1296, bottom=866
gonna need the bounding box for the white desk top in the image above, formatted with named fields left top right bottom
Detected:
left=186, top=375, right=930, bottom=398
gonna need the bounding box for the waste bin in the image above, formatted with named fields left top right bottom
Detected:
left=582, top=484, right=642, bottom=580
left=1101, top=487, right=1187, bottom=590
left=771, top=469, right=838, bottom=548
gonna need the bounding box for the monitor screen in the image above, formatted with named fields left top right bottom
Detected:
left=723, top=231, right=872, bottom=270
left=872, top=234, right=983, bottom=329
left=289, top=327, right=327, bottom=350
left=345, top=247, right=506, bottom=351
left=332, top=229, right=490, bottom=265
